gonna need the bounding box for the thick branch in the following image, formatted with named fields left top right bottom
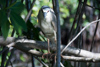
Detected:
left=0, top=37, right=100, bottom=61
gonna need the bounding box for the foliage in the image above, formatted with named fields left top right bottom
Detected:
left=0, top=1, right=27, bottom=39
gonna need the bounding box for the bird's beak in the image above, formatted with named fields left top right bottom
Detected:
left=43, top=12, right=47, bottom=18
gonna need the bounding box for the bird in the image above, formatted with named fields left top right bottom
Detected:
left=37, top=6, right=57, bottom=53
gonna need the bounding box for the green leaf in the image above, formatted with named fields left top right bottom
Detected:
left=1, top=19, right=10, bottom=39
left=10, top=11, right=27, bottom=35
left=0, top=10, right=9, bottom=39
left=0, top=10, right=7, bottom=25
left=20, top=54, right=26, bottom=62
left=9, top=2, right=25, bottom=14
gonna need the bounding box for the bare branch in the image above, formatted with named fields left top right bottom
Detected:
left=61, top=19, right=100, bottom=54
left=1, top=37, right=100, bottom=62
left=60, top=62, right=65, bottom=67
left=34, top=56, right=49, bottom=67
left=86, top=4, right=100, bottom=10
left=25, top=0, right=36, bottom=22
left=62, top=55, right=100, bottom=62
left=14, top=42, right=43, bottom=57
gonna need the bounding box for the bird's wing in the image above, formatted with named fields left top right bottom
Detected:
left=51, top=14, right=57, bottom=32
left=51, top=21, right=57, bottom=32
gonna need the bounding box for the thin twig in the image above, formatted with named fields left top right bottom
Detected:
left=5, top=49, right=15, bottom=67
left=1, top=47, right=9, bottom=67
left=0, top=47, right=8, bottom=54
left=86, top=4, right=100, bottom=10
left=60, top=62, right=65, bottom=67
left=61, top=19, right=100, bottom=54
left=10, top=61, right=13, bottom=67
left=0, top=42, right=15, bottom=54
left=25, top=1, right=36, bottom=66
left=71, top=0, right=87, bottom=53
left=67, top=0, right=82, bottom=44
left=90, top=21, right=99, bottom=51
left=34, top=56, right=49, bottom=67
left=25, top=0, right=36, bottom=22
left=6, top=42, right=15, bottom=48
left=74, top=0, right=87, bottom=32
left=90, top=13, right=100, bottom=51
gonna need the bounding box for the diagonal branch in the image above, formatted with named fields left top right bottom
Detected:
left=25, top=0, right=36, bottom=22
left=61, top=19, right=100, bottom=54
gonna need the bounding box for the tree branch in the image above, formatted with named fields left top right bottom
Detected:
left=25, top=0, right=36, bottom=22
left=62, top=56, right=99, bottom=62
left=0, top=37, right=100, bottom=62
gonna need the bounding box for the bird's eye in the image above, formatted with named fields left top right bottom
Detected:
left=47, top=10, right=49, bottom=13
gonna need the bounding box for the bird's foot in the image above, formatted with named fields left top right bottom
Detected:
left=42, top=53, right=51, bottom=59
left=42, top=53, right=57, bottom=60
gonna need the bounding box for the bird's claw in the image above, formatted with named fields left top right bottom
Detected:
left=42, top=53, right=51, bottom=59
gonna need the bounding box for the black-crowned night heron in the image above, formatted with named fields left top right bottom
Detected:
left=37, top=6, right=57, bottom=53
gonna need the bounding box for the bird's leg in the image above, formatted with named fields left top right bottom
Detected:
left=54, top=55, right=57, bottom=67
left=53, top=30, right=57, bottom=66
left=47, top=38, right=50, bottom=53
left=53, top=31, right=57, bottom=42
left=42, top=38, right=51, bottom=59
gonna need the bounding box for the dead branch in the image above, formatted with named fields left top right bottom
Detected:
left=0, top=37, right=100, bottom=62
left=62, top=56, right=99, bottom=62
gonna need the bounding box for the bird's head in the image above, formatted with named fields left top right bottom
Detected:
left=38, top=6, right=54, bottom=19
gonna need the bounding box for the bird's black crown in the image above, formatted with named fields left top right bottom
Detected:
left=41, top=6, right=50, bottom=9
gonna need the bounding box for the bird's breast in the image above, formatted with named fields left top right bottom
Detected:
left=41, top=20, right=54, bottom=34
